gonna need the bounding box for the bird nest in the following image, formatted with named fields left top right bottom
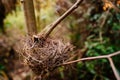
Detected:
left=21, top=35, right=73, bottom=75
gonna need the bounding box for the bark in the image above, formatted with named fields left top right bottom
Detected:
left=23, top=0, right=37, bottom=36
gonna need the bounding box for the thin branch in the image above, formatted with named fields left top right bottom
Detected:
left=62, top=55, right=108, bottom=66
left=99, top=11, right=109, bottom=43
left=62, top=51, right=120, bottom=65
left=109, top=51, right=120, bottom=57
left=108, top=57, right=120, bottom=80
left=38, top=0, right=83, bottom=38
left=61, top=51, right=120, bottom=80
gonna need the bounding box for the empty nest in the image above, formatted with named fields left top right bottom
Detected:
left=21, top=35, right=73, bottom=75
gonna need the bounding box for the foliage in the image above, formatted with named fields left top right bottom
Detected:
left=56, top=0, right=120, bottom=79
left=76, top=2, right=120, bottom=80
left=0, top=0, right=120, bottom=80
left=0, top=64, right=5, bottom=71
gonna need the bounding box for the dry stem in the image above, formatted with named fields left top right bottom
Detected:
left=62, top=51, right=120, bottom=80
left=62, top=51, right=120, bottom=65
left=108, top=57, right=120, bottom=80
left=37, top=0, right=83, bottom=38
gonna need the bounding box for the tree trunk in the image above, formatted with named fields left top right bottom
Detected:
left=23, top=0, right=37, bottom=36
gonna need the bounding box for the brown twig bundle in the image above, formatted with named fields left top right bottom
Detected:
left=22, top=36, right=73, bottom=76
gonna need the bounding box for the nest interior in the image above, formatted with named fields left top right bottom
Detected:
left=21, top=36, right=73, bottom=75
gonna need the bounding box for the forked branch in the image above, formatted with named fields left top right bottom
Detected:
left=62, top=51, right=120, bottom=66
left=62, top=51, right=120, bottom=80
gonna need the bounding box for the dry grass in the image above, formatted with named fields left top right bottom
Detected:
left=20, top=36, right=73, bottom=78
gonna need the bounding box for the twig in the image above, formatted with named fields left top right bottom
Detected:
left=62, top=55, right=108, bottom=66
left=109, top=51, right=120, bottom=57
left=61, top=51, right=120, bottom=80
left=39, top=0, right=83, bottom=38
left=108, top=57, right=120, bottom=80
left=62, top=51, right=120, bottom=65
left=0, top=71, right=8, bottom=80
left=99, top=11, right=109, bottom=43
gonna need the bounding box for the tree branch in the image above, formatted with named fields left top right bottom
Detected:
left=62, top=51, right=120, bottom=66
left=108, top=57, right=120, bottom=80
left=61, top=51, right=120, bottom=80
left=37, top=0, right=83, bottom=38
